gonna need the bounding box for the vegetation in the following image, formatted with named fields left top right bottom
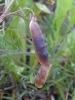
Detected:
left=0, top=0, right=75, bottom=99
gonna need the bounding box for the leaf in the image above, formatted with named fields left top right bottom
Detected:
left=59, top=0, right=75, bottom=36
left=8, top=62, right=24, bottom=74
left=69, top=0, right=75, bottom=27
left=59, top=16, right=70, bottom=36
left=30, top=73, right=35, bottom=84
left=35, top=3, right=51, bottom=14
left=18, top=18, right=26, bottom=34
left=53, top=0, right=72, bottom=47
left=54, top=0, right=72, bottom=32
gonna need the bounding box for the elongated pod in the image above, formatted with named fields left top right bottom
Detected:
left=35, top=64, right=52, bottom=88
left=29, top=15, right=52, bottom=88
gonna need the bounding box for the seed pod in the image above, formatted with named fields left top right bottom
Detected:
left=35, top=65, right=52, bottom=88
left=29, top=14, right=52, bottom=88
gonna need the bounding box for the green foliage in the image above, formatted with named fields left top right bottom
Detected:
left=0, top=0, right=75, bottom=99
left=35, top=2, right=51, bottom=14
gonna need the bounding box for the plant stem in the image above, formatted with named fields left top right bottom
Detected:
left=0, top=0, right=15, bottom=23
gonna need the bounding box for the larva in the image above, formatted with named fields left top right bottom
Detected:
left=29, top=14, right=52, bottom=88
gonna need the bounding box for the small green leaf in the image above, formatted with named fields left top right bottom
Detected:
left=8, top=62, right=24, bottom=74
left=30, top=73, right=35, bottom=84
left=60, top=16, right=70, bottom=36
left=35, top=3, right=51, bottom=14
left=18, top=18, right=25, bottom=34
